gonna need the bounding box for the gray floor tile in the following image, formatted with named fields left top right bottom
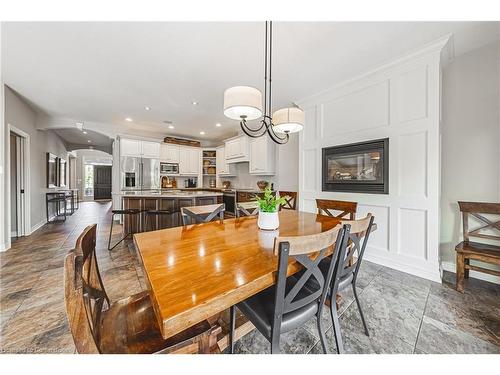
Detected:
left=415, top=316, right=500, bottom=354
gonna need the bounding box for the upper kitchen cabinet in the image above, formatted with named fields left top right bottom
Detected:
left=120, top=138, right=160, bottom=159
left=249, top=136, right=276, bottom=175
left=216, top=146, right=236, bottom=176
left=224, top=136, right=249, bottom=163
left=120, top=138, right=142, bottom=157
left=141, top=141, right=161, bottom=158
left=160, top=143, right=180, bottom=163
left=179, top=146, right=200, bottom=175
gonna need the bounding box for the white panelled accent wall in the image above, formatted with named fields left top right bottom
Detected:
left=298, top=37, right=452, bottom=282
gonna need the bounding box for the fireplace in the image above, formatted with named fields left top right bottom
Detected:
left=322, top=138, right=389, bottom=194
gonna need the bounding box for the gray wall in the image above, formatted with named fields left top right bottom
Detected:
left=440, top=41, right=500, bottom=282
left=4, top=86, right=69, bottom=232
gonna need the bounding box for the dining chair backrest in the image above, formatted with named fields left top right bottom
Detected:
left=181, top=203, right=225, bottom=225
left=316, top=199, right=357, bottom=220
left=64, top=249, right=100, bottom=353
left=272, top=224, right=345, bottom=329
left=332, top=214, right=374, bottom=291
left=457, top=201, right=500, bottom=243
left=279, top=191, right=298, bottom=210
left=70, top=224, right=110, bottom=351
left=236, top=202, right=259, bottom=217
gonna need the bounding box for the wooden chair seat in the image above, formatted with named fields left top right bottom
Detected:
left=455, top=241, right=500, bottom=259
left=99, top=290, right=212, bottom=354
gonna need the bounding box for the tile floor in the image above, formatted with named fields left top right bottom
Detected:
left=0, top=201, right=499, bottom=354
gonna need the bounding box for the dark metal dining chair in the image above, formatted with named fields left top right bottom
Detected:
left=181, top=203, right=225, bottom=225
left=304, top=213, right=375, bottom=353
left=144, top=209, right=172, bottom=231
left=236, top=202, right=259, bottom=217
left=228, top=224, right=346, bottom=354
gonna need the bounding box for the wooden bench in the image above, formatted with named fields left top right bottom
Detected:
left=455, top=201, right=500, bottom=292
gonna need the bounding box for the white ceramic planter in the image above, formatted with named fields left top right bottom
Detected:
left=258, top=211, right=279, bottom=231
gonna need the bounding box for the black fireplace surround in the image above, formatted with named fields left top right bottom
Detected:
left=322, top=138, right=389, bottom=194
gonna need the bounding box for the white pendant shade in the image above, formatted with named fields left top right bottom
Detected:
left=272, top=107, right=305, bottom=134
left=224, top=86, right=263, bottom=121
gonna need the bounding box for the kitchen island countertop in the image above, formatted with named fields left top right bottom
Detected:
left=120, top=190, right=223, bottom=198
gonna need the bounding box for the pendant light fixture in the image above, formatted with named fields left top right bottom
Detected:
left=223, top=21, right=304, bottom=144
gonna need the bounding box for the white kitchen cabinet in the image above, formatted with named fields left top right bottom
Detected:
left=225, top=136, right=249, bottom=163
left=216, top=146, right=236, bottom=176
left=249, top=136, right=276, bottom=175
left=179, top=146, right=200, bottom=175
left=141, top=141, right=160, bottom=159
left=160, top=143, right=180, bottom=163
left=120, top=138, right=160, bottom=159
left=120, top=138, right=142, bottom=157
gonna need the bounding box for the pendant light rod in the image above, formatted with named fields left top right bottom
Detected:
left=224, top=21, right=303, bottom=145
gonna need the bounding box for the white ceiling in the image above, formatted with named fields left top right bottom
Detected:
left=2, top=22, right=499, bottom=142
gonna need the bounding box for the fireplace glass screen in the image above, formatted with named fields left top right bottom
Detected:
left=322, top=138, right=388, bottom=194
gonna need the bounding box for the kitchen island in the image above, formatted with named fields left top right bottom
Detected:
left=121, top=190, right=223, bottom=232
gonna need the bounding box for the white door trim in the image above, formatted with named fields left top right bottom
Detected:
left=7, top=124, right=31, bottom=247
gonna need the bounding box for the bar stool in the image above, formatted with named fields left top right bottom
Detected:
left=144, top=210, right=172, bottom=231
left=107, top=209, right=142, bottom=251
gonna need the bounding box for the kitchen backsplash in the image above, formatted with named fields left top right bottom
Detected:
left=221, top=162, right=276, bottom=189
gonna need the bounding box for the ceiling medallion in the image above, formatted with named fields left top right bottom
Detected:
left=223, top=21, right=304, bottom=145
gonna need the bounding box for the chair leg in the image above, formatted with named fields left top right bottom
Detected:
left=270, top=338, right=280, bottom=354
left=108, top=213, right=130, bottom=251
left=229, top=305, right=236, bottom=354
left=464, top=258, right=470, bottom=279
left=353, top=284, right=369, bottom=336
left=329, top=296, right=344, bottom=354
left=317, top=311, right=328, bottom=354
left=456, top=253, right=465, bottom=293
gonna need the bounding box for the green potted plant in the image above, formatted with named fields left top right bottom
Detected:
left=256, top=187, right=287, bottom=230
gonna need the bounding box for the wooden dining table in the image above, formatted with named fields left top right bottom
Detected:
left=133, top=209, right=369, bottom=351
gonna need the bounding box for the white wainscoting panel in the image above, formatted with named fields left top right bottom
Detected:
left=398, top=208, right=428, bottom=260
left=398, top=131, right=428, bottom=197
left=298, top=38, right=449, bottom=282
left=395, top=66, right=428, bottom=123
left=322, top=80, right=390, bottom=138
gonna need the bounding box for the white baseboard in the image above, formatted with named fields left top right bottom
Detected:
left=30, top=219, right=47, bottom=235
left=441, top=261, right=500, bottom=285
left=364, top=251, right=442, bottom=283
left=0, top=242, right=8, bottom=252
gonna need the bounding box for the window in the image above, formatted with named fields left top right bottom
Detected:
left=84, top=164, right=94, bottom=197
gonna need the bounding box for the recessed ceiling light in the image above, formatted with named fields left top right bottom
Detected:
left=145, top=106, right=151, bottom=111
left=87, top=140, right=91, bottom=143
left=215, top=123, right=221, bottom=127
left=168, top=125, right=175, bottom=129
left=199, top=131, right=205, bottom=135
left=192, top=101, right=198, bottom=106
left=83, top=131, right=88, bottom=134
left=125, top=117, right=133, bottom=122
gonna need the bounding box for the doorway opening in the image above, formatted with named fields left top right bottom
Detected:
left=8, top=125, right=31, bottom=242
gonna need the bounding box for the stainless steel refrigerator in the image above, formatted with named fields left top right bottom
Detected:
left=120, top=156, right=160, bottom=190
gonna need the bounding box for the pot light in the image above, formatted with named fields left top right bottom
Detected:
left=192, top=101, right=198, bottom=106
left=199, top=131, right=205, bottom=135
left=83, top=131, right=88, bottom=134
left=215, top=123, right=221, bottom=127
left=125, top=117, right=133, bottom=122
left=168, top=125, right=175, bottom=129
left=87, top=140, right=92, bottom=143
left=145, top=106, right=151, bottom=111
